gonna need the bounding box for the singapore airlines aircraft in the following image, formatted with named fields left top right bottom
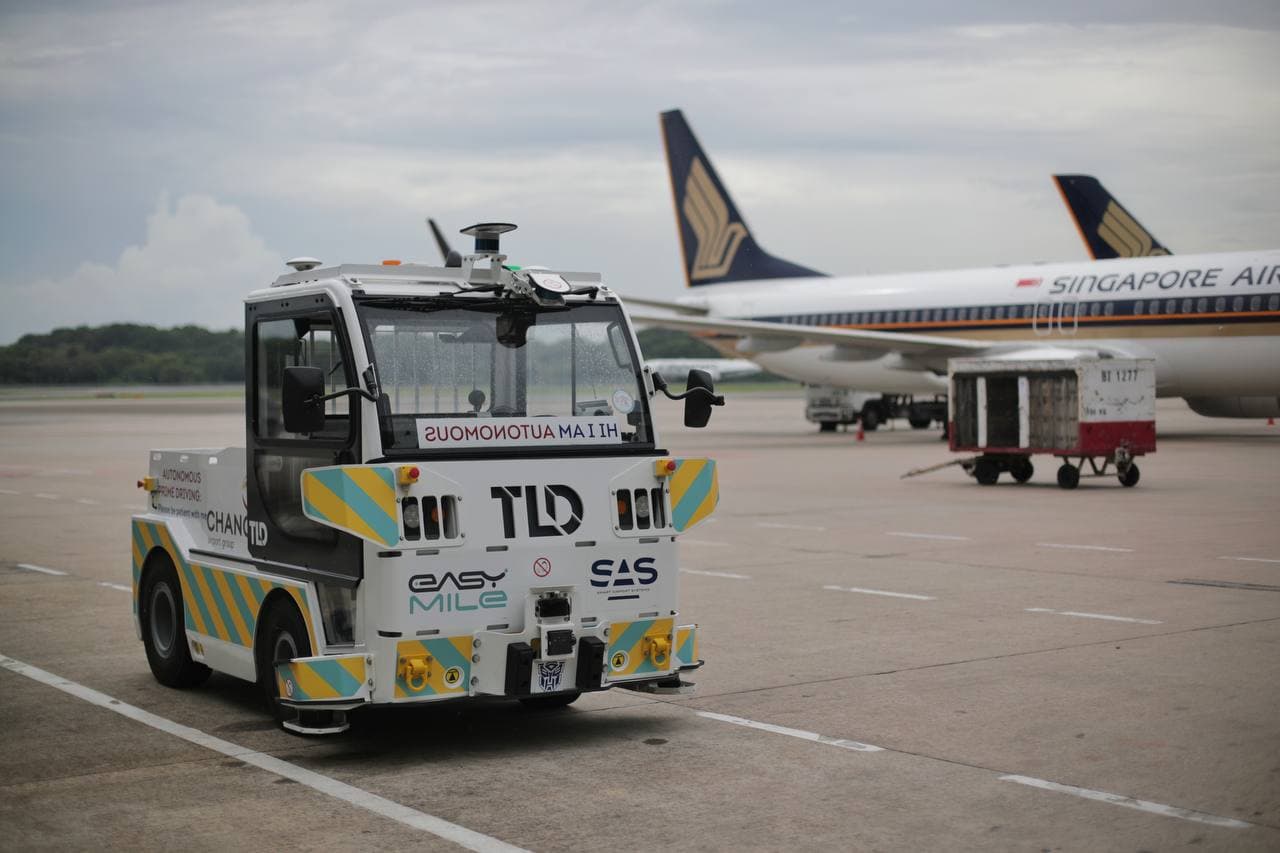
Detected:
left=629, top=110, right=1280, bottom=418
left=1053, top=174, right=1172, bottom=259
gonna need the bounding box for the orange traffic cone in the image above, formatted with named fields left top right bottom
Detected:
left=856, top=423, right=865, bottom=442
left=1268, top=417, right=1275, bottom=426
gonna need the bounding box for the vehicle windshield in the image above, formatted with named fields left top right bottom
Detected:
left=357, top=298, right=652, bottom=455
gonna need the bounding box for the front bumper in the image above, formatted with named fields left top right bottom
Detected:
left=276, top=620, right=700, bottom=710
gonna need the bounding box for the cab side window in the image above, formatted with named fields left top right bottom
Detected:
left=255, top=317, right=351, bottom=442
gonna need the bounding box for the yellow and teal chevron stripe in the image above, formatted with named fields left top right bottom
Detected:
left=276, top=654, right=367, bottom=703
left=670, top=458, right=718, bottom=532
left=393, top=637, right=471, bottom=699
left=675, top=625, right=698, bottom=668
left=607, top=617, right=675, bottom=678
left=132, top=519, right=315, bottom=650
left=301, top=465, right=400, bottom=548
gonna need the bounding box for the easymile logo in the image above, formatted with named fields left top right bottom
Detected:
left=408, top=570, right=506, bottom=593
left=490, top=485, right=583, bottom=538
left=408, top=570, right=508, bottom=615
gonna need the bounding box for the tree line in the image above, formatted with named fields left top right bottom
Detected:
left=0, top=324, right=742, bottom=385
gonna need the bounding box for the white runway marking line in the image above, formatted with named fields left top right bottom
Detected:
left=1220, top=555, right=1280, bottom=565
left=1025, top=608, right=1161, bottom=625
left=75, top=498, right=99, bottom=506
left=98, top=582, right=131, bottom=592
left=1038, top=543, right=1134, bottom=553
left=0, top=654, right=529, bottom=853
left=16, top=563, right=68, bottom=576
left=34, top=492, right=60, bottom=501
left=0, top=488, right=20, bottom=495
left=886, top=531, right=970, bottom=541
left=754, top=521, right=827, bottom=532
left=823, top=584, right=935, bottom=601
left=698, top=711, right=882, bottom=753
left=1000, top=775, right=1252, bottom=829
left=680, top=568, right=751, bottom=580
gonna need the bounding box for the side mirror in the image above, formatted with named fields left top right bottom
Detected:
left=282, top=366, right=326, bottom=434
left=683, top=368, right=716, bottom=428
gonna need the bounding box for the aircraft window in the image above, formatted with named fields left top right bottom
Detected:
left=1215, top=296, right=1226, bottom=313
left=1249, top=295, right=1262, bottom=311
left=1269, top=294, right=1279, bottom=311
left=1104, top=301, right=1114, bottom=317
left=1196, top=297, right=1207, bottom=314
left=1181, top=298, right=1193, bottom=314
left=1133, top=300, right=1144, bottom=315
left=1232, top=296, right=1244, bottom=311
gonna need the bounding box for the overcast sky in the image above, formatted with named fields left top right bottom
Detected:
left=2, top=1, right=1277, bottom=343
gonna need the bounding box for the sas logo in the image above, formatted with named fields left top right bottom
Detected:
left=408, top=570, right=507, bottom=614
left=590, top=557, right=657, bottom=601
left=491, top=485, right=583, bottom=538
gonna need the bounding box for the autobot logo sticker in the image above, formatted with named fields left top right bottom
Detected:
left=538, top=661, right=565, bottom=692
left=590, top=557, right=657, bottom=601
left=491, top=485, right=583, bottom=538
left=408, top=570, right=508, bottom=614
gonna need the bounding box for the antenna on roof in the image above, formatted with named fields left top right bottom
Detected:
left=427, top=218, right=462, bottom=268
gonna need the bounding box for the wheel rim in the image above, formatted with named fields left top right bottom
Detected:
left=273, top=630, right=299, bottom=664
left=149, top=582, right=178, bottom=657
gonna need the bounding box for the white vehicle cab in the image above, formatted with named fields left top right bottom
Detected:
left=131, top=224, right=723, bottom=734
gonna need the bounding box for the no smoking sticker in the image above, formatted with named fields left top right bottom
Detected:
left=533, top=556, right=552, bottom=578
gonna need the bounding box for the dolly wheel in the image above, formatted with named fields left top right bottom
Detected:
left=1119, top=463, right=1141, bottom=488
left=1011, top=458, right=1034, bottom=484
left=1057, top=463, right=1080, bottom=490
left=974, top=457, right=999, bottom=486
left=819, top=421, right=837, bottom=433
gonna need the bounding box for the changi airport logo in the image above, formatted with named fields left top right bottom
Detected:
left=491, top=485, right=583, bottom=538
left=684, top=157, right=747, bottom=280
left=1099, top=200, right=1169, bottom=258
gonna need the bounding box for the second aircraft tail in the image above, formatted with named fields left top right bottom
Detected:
left=1053, top=174, right=1171, bottom=259
left=660, top=109, right=825, bottom=287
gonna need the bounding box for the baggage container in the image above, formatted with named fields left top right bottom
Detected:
left=948, top=356, right=1155, bottom=488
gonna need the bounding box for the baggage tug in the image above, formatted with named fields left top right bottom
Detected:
left=132, top=224, right=722, bottom=733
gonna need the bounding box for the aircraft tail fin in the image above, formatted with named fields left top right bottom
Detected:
left=660, top=109, right=825, bottom=287
left=1052, top=174, right=1171, bottom=259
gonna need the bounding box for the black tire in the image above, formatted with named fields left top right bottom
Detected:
left=258, top=598, right=313, bottom=725
left=860, top=405, right=881, bottom=431
left=519, top=691, right=581, bottom=710
left=819, top=421, right=837, bottom=433
left=1119, top=463, right=1140, bottom=488
left=1011, top=458, right=1034, bottom=484
left=1057, top=463, right=1080, bottom=490
left=908, top=412, right=932, bottom=429
left=140, top=553, right=211, bottom=688
left=974, top=457, right=999, bottom=486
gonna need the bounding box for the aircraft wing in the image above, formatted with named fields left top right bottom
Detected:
left=629, top=311, right=992, bottom=357
left=621, top=296, right=710, bottom=315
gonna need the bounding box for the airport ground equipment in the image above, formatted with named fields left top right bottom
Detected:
left=947, top=357, right=1155, bottom=489
left=132, top=224, right=723, bottom=734
left=805, top=386, right=946, bottom=432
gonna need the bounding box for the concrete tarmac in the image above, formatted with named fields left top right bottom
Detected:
left=1, top=391, right=1278, bottom=851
